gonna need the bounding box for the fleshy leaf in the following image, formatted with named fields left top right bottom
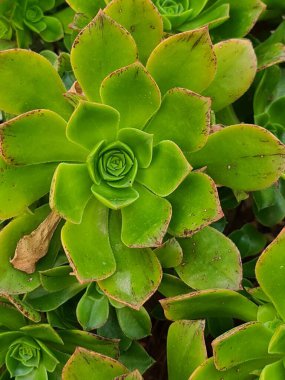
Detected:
left=0, top=157, right=56, bottom=220
left=190, top=357, right=274, bottom=380
left=98, top=211, right=162, bottom=309
left=154, top=238, right=183, bottom=268
left=210, top=0, right=266, bottom=41
left=260, top=360, right=285, bottom=379
left=119, top=341, right=155, bottom=374
left=145, top=88, right=211, bottom=154
left=189, top=124, right=285, bottom=191
left=40, top=16, right=64, bottom=42
left=213, top=322, right=274, bottom=370
left=91, top=183, right=139, bottom=210
left=0, top=110, right=87, bottom=165
left=0, top=49, right=72, bottom=120
left=50, top=163, right=92, bottom=224
left=146, top=27, right=216, bottom=95
left=269, top=325, right=285, bottom=354
left=70, top=11, right=137, bottom=102
left=118, top=128, right=153, bottom=168
left=67, top=101, right=119, bottom=150
left=168, top=172, right=223, bottom=237
left=121, top=183, right=172, bottom=247
left=158, top=274, right=192, bottom=298
left=116, top=306, right=151, bottom=339
left=0, top=205, right=50, bottom=294
left=203, top=39, right=257, bottom=111
left=0, top=303, right=26, bottom=330
left=76, top=283, right=109, bottom=330
left=160, top=289, right=258, bottom=322
left=136, top=140, right=191, bottom=197
left=62, top=348, right=127, bottom=379
left=100, top=62, right=161, bottom=130
left=256, top=228, right=285, bottom=320
left=62, top=197, right=116, bottom=282
left=66, top=0, right=105, bottom=17
left=167, top=320, right=207, bottom=380
left=176, top=227, right=242, bottom=290
left=105, top=0, right=163, bottom=64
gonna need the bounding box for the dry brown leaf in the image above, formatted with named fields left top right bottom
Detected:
left=10, top=211, right=61, bottom=274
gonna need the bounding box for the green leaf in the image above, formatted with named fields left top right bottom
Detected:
left=146, top=27, right=216, bottom=95
left=58, top=330, right=119, bottom=358
left=40, top=16, right=64, bottom=42
left=0, top=205, right=54, bottom=295
left=50, top=163, right=92, bottom=224
left=70, top=11, right=137, bottom=102
left=23, top=282, right=86, bottom=312
left=190, top=357, right=274, bottom=380
left=154, top=238, right=183, bottom=268
left=260, top=361, right=285, bottom=380
left=175, top=227, right=242, bottom=290
left=158, top=274, right=192, bottom=298
left=101, top=62, right=161, bottom=130
left=20, top=324, right=63, bottom=345
left=136, top=140, right=191, bottom=197
left=168, top=172, right=223, bottom=237
left=121, top=183, right=172, bottom=247
left=0, top=294, right=41, bottom=323
left=62, top=348, right=127, bottom=379
left=210, top=0, right=266, bottom=41
left=40, top=266, right=77, bottom=292
left=91, top=183, right=139, bottom=210
left=203, top=40, right=257, bottom=111
left=178, top=4, right=230, bottom=32
left=229, top=224, right=267, bottom=258
left=0, top=157, right=56, bottom=220
left=105, top=0, right=163, bottom=64
left=62, top=197, right=116, bottom=282
left=189, top=125, right=285, bottom=191
left=66, top=0, right=105, bottom=17
left=98, top=211, right=162, bottom=309
left=116, top=306, right=151, bottom=340
left=167, top=320, right=207, bottom=380
left=118, top=128, right=153, bottom=168
left=0, top=49, right=72, bottom=120
left=160, top=289, right=258, bottom=322
left=67, top=101, right=119, bottom=150
left=269, top=325, right=285, bottom=354
left=213, top=322, right=274, bottom=370
left=0, top=303, right=26, bottom=330
left=145, top=88, right=211, bottom=154
left=0, top=110, right=87, bottom=165
left=119, top=341, right=155, bottom=374
left=76, top=283, right=109, bottom=330
left=256, top=228, right=285, bottom=320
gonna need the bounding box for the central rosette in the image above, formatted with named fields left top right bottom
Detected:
left=97, top=142, right=137, bottom=188
left=88, top=141, right=138, bottom=190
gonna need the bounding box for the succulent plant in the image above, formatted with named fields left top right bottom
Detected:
left=0, top=301, right=119, bottom=379
left=0, top=0, right=70, bottom=49
left=152, top=0, right=266, bottom=38
left=160, top=227, right=285, bottom=379
left=67, top=0, right=266, bottom=42
left=0, top=0, right=285, bottom=312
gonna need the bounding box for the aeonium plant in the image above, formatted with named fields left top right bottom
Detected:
left=160, top=227, right=285, bottom=379
left=67, top=0, right=265, bottom=43
left=0, top=0, right=284, bottom=309
left=0, top=0, right=67, bottom=49
left=0, top=301, right=119, bottom=379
